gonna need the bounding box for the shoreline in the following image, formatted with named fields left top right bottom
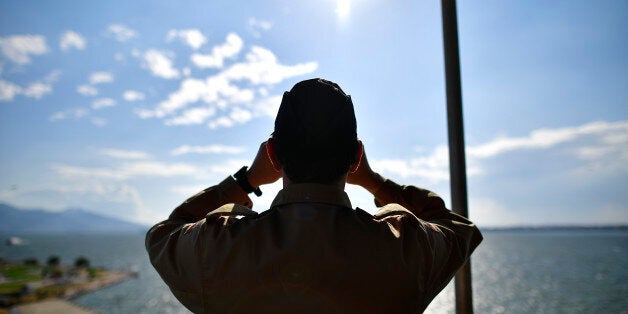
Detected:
left=9, top=299, right=98, bottom=314
left=1, top=259, right=138, bottom=312
left=6, top=270, right=137, bottom=314
left=63, top=270, right=138, bottom=300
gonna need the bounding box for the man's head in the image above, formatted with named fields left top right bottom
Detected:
left=270, top=78, right=360, bottom=184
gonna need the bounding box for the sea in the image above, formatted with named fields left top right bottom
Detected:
left=1, top=229, right=626, bottom=314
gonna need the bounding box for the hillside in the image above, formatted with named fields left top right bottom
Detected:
left=0, top=204, right=148, bottom=235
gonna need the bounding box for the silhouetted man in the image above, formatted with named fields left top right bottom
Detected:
left=146, top=78, right=482, bottom=313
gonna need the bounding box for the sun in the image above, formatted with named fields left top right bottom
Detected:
left=335, top=0, right=351, bottom=20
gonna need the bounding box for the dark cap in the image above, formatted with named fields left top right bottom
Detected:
left=273, top=78, right=357, bottom=157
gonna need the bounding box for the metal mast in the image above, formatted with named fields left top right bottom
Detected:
left=440, top=0, right=474, bottom=313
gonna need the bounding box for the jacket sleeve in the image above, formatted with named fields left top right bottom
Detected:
left=372, top=179, right=483, bottom=300
left=144, top=176, right=252, bottom=312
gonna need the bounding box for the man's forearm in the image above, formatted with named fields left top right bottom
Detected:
left=169, top=176, right=253, bottom=222
left=369, top=177, right=450, bottom=220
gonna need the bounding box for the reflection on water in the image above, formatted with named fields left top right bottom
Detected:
left=1, top=230, right=626, bottom=313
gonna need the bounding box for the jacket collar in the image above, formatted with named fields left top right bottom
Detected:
left=271, top=183, right=352, bottom=209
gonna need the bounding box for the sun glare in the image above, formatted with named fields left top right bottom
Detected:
left=336, top=0, right=351, bottom=19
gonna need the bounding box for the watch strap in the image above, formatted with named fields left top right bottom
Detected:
left=233, top=166, right=262, bottom=196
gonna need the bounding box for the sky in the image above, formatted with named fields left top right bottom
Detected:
left=0, top=0, right=626, bottom=227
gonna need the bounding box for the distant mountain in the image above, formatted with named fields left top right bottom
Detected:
left=0, top=204, right=149, bottom=235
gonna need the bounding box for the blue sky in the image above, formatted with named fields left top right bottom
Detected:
left=0, top=0, right=626, bottom=227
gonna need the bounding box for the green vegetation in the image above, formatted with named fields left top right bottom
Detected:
left=0, top=255, right=132, bottom=308
left=0, top=264, right=43, bottom=295
left=88, top=267, right=103, bottom=279
left=2, top=264, right=42, bottom=281
left=0, top=281, right=27, bottom=295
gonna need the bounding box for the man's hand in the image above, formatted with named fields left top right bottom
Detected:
left=246, top=141, right=281, bottom=188
left=347, top=145, right=385, bottom=195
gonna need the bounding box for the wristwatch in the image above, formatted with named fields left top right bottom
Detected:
left=233, top=166, right=262, bottom=196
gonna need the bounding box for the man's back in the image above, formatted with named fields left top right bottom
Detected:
left=147, top=180, right=482, bottom=313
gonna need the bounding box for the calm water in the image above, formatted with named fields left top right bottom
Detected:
left=1, top=230, right=626, bottom=313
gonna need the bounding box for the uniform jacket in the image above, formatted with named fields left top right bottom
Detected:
left=146, top=177, right=483, bottom=313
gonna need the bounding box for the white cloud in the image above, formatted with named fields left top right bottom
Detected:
left=171, top=144, right=246, bottom=156
left=208, top=116, right=235, bottom=129
left=77, top=84, right=98, bottom=96
left=207, top=159, right=251, bottom=176
left=248, top=18, right=273, bottom=38
left=601, top=132, right=628, bottom=145
left=568, top=124, right=628, bottom=176
left=0, top=179, right=160, bottom=224
left=0, top=80, right=22, bottom=102
left=221, top=46, right=318, bottom=85
left=43, top=70, right=62, bottom=83
left=91, top=98, right=116, bottom=109
left=136, top=76, right=253, bottom=118
left=0, top=181, right=143, bottom=213
left=142, top=49, right=180, bottom=79
left=371, top=120, right=628, bottom=183
left=89, top=71, right=114, bottom=85
left=469, top=198, right=522, bottom=227
left=49, top=108, right=89, bottom=122
left=229, top=107, right=252, bottom=123
left=53, top=161, right=199, bottom=180
left=575, top=146, right=615, bottom=160
left=171, top=184, right=207, bottom=196
left=166, top=29, right=207, bottom=50
left=165, top=107, right=216, bottom=126
left=251, top=95, right=282, bottom=117
left=0, top=70, right=59, bottom=101
left=138, top=42, right=316, bottom=128
left=190, top=33, right=243, bottom=69
left=60, top=31, right=86, bottom=51
left=249, top=18, right=273, bottom=31
left=22, top=82, right=52, bottom=99
left=101, top=149, right=151, bottom=160
left=467, top=121, right=628, bottom=158
left=135, top=78, right=205, bottom=118
left=467, top=120, right=628, bottom=158
left=107, top=24, right=138, bottom=42
left=371, top=145, right=452, bottom=182
left=0, top=34, right=49, bottom=64
left=122, top=90, right=145, bottom=101
left=258, top=87, right=268, bottom=97
left=90, top=117, right=107, bottom=127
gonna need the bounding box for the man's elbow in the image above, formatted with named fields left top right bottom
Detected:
left=458, top=221, right=483, bottom=258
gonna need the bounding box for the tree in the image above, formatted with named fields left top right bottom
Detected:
left=74, top=256, right=90, bottom=268
left=46, top=255, right=60, bottom=267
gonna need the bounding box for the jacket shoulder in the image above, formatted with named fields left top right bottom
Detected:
left=205, top=203, right=258, bottom=220
left=372, top=203, right=419, bottom=220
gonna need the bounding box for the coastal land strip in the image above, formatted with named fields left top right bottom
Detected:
left=0, top=257, right=137, bottom=314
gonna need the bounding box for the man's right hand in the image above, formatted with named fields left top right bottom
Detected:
left=246, top=141, right=281, bottom=188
